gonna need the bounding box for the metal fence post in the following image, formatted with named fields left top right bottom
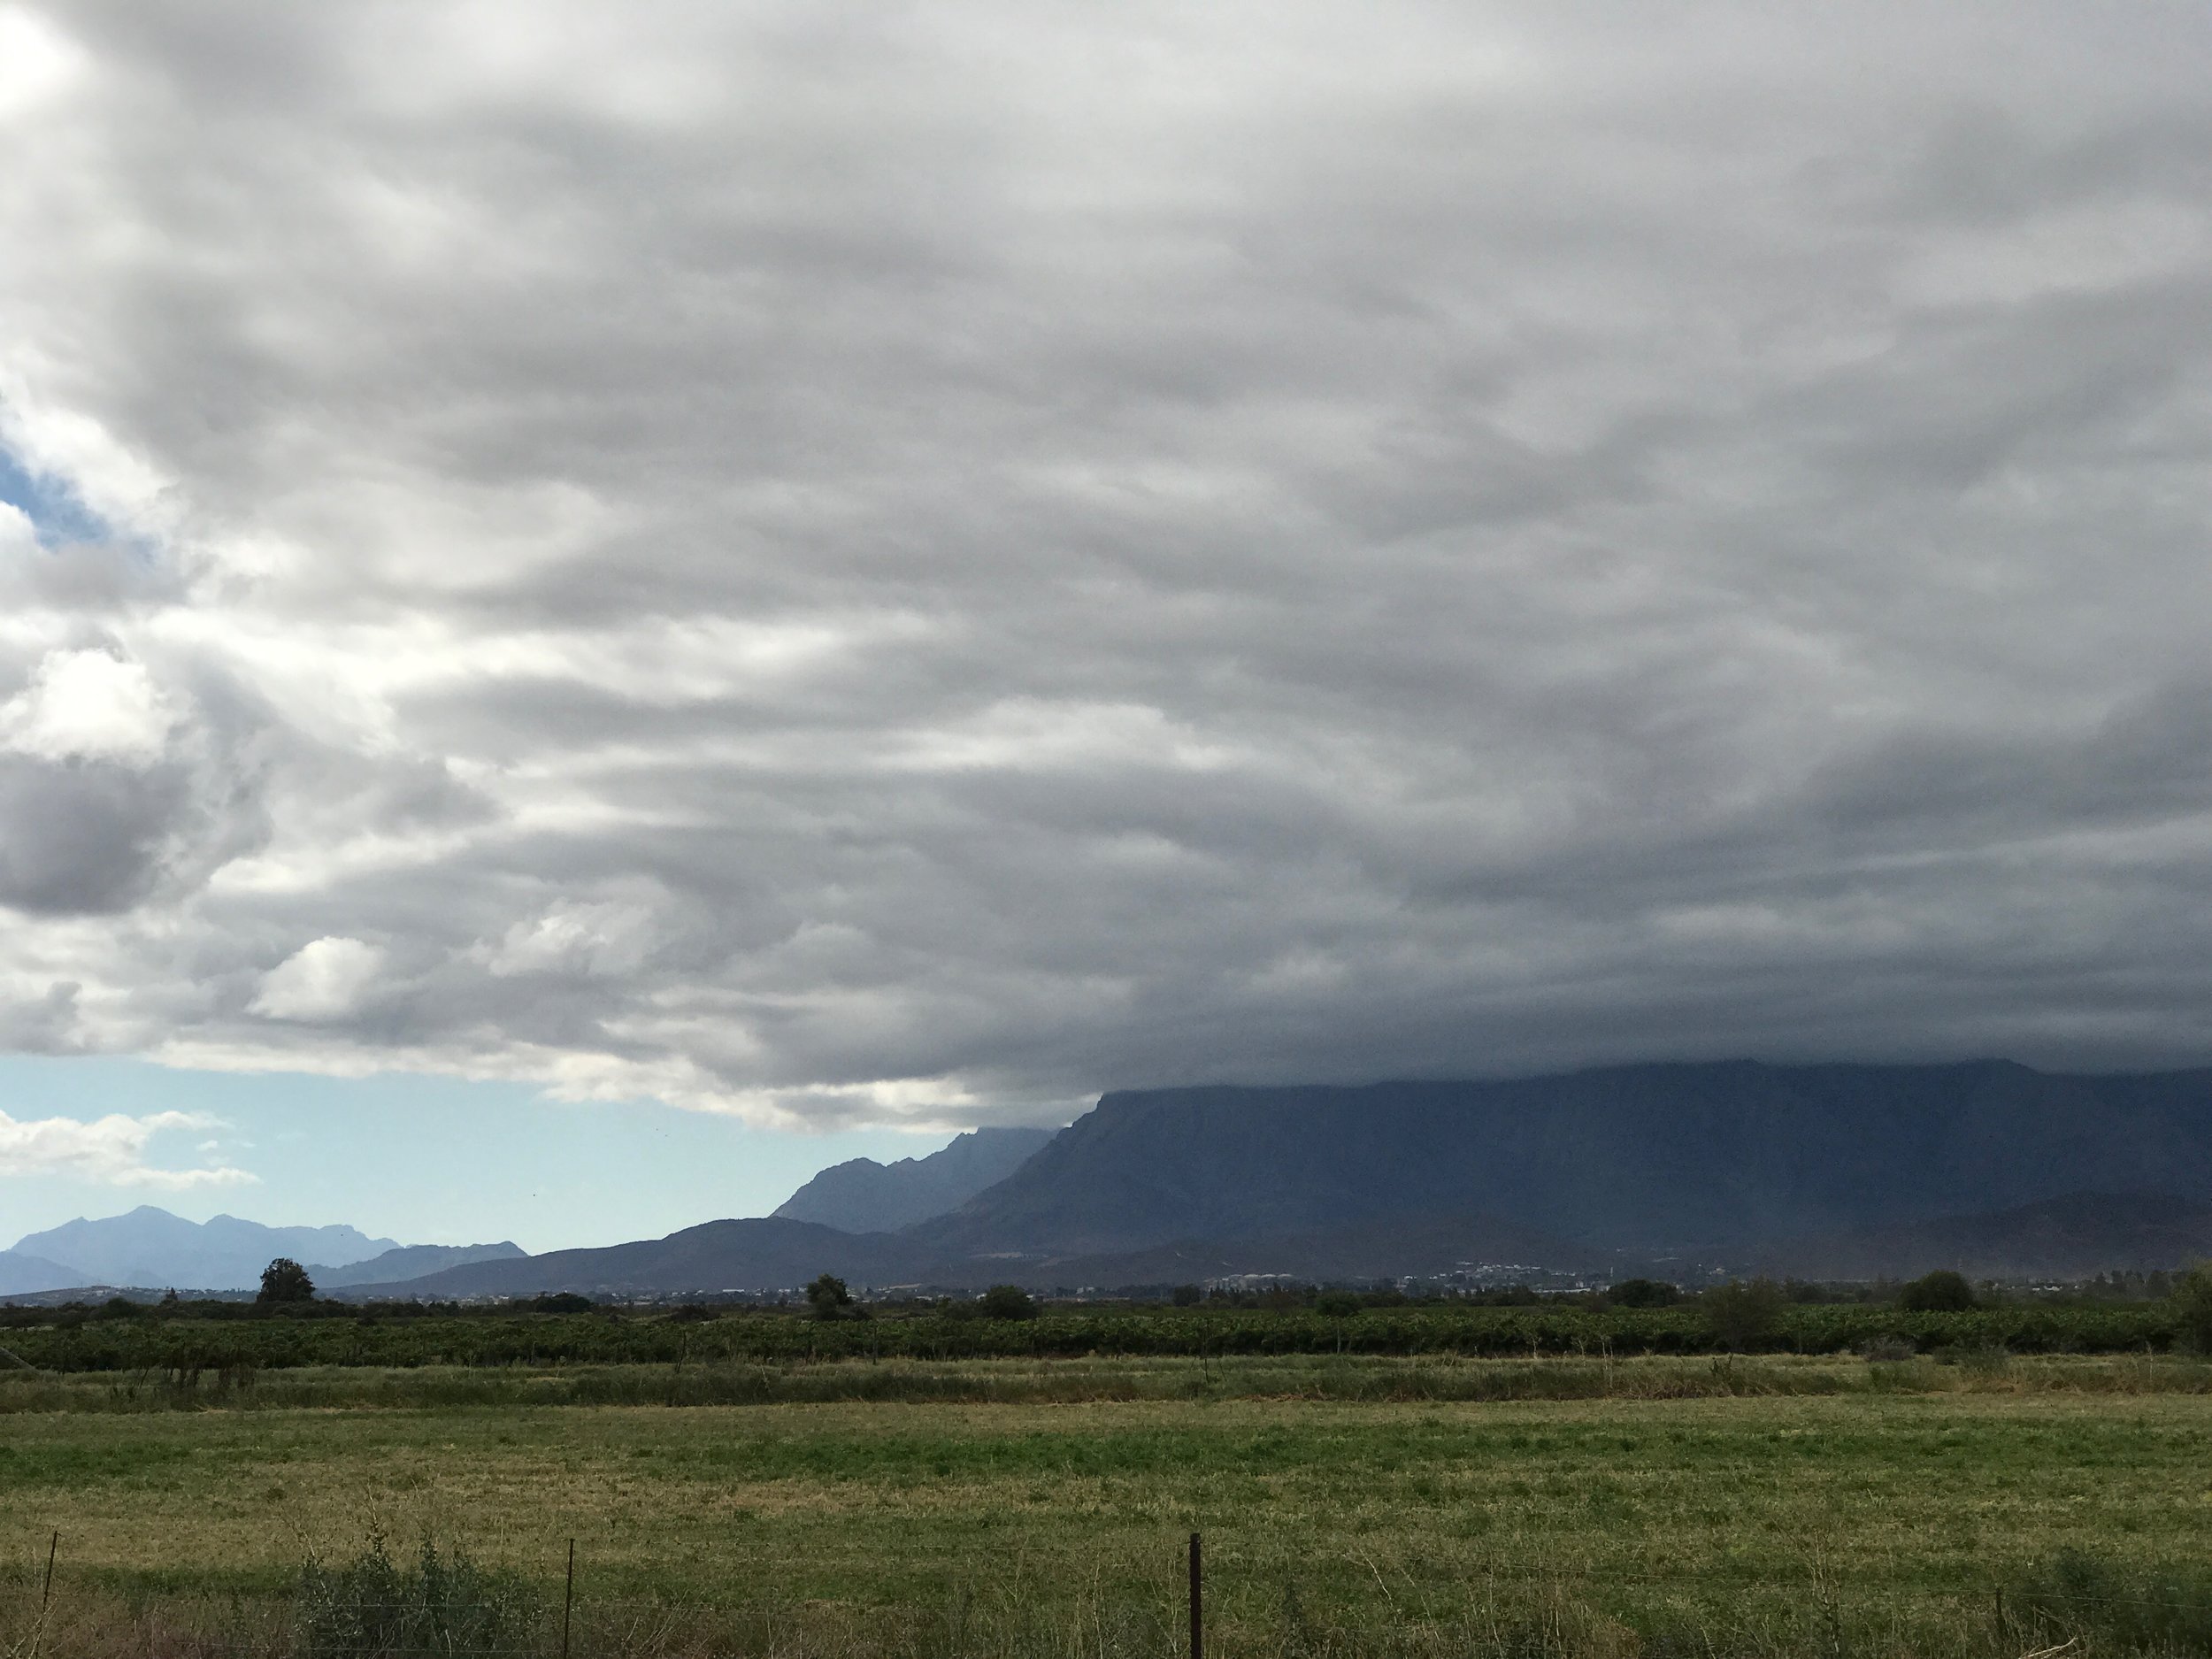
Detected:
left=562, top=1538, right=575, bottom=1659
left=1188, top=1532, right=1202, bottom=1659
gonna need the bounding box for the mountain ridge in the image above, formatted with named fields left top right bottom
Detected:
left=5, top=1208, right=526, bottom=1295
left=334, top=1217, right=946, bottom=1301
left=907, top=1061, right=2212, bottom=1256
left=772, top=1126, right=1057, bottom=1233
left=332, top=1061, right=2212, bottom=1297
left=12, top=1206, right=401, bottom=1292
left=30, top=1063, right=2202, bottom=1302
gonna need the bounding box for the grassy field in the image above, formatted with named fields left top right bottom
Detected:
left=5, top=1356, right=2212, bottom=1657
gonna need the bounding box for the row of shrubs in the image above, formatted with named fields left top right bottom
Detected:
left=0, top=1298, right=2196, bottom=1375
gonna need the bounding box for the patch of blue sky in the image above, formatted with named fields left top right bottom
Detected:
left=0, top=442, right=108, bottom=546
left=0, top=1055, right=956, bottom=1253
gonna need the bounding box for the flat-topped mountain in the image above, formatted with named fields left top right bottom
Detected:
left=772, top=1126, right=1057, bottom=1233
left=910, top=1061, right=2212, bottom=1256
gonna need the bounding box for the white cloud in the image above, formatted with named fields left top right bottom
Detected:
left=0, top=500, right=35, bottom=556
left=0, top=1106, right=255, bottom=1189
left=0, top=5, right=86, bottom=121
left=0, top=649, right=175, bottom=765
left=249, top=937, right=386, bottom=1021
left=481, top=901, right=658, bottom=979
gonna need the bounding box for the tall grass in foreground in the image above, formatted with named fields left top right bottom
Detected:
left=12, top=1540, right=2212, bottom=1659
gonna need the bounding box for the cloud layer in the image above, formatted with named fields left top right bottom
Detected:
left=0, top=1105, right=252, bottom=1189
left=3, top=3, right=2212, bottom=1126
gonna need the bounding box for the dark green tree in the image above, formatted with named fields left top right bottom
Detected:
left=257, top=1258, right=316, bottom=1305
left=804, top=1274, right=853, bottom=1320
left=1171, top=1283, right=1202, bottom=1307
left=2172, top=1262, right=2212, bottom=1352
left=1608, top=1278, right=1680, bottom=1309
left=1898, top=1270, right=1976, bottom=1312
left=519, top=1293, right=595, bottom=1313
left=1701, top=1277, right=1786, bottom=1350
left=978, top=1284, right=1037, bottom=1320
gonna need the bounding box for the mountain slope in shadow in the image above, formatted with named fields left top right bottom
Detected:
left=1746, top=1192, right=2212, bottom=1281
left=911, top=1062, right=2212, bottom=1256
left=772, top=1126, right=1057, bottom=1232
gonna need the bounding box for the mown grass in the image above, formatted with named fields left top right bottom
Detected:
left=4, top=1350, right=2209, bottom=1416
left=5, top=1359, right=2212, bottom=1655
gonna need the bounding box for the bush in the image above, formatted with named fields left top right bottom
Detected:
left=2008, top=1548, right=2212, bottom=1655
left=805, top=1274, right=853, bottom=1321
left=1171, top=1283, right=1202, bottom=1307
left=1898, top=1270, right=1976, bottom=1312
left=1609, top=1279, right=1680, bottom=1309
left=1701, top=1279, right=1786, bottom=1350
left=2172, top=1263, right=2212, bottom=1354
left=297, top=1534, right=534, bottom=1659
left=979, top=1285, right=1037, bottom=1321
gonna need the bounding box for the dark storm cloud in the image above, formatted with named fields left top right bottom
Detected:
left=4, top=2, right=2212, bottom=1123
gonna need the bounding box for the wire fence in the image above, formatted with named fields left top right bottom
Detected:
left=11, top=1529, right=2212, bottom=1659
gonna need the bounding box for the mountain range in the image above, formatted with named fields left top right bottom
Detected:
left=772, top=1126, right=1057, bottom=1233
left=2, top=1207, right=525, bottom=1295
left=342, top=1059, right=2212, bottom=1297
left=20, top=1061, right=2212, bottom=1302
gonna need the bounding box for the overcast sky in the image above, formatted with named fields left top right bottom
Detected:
left=5, top=3, right=2212, bottom=1236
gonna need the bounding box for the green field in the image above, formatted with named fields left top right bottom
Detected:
left=6, top=1356, right=2212, bottom=1657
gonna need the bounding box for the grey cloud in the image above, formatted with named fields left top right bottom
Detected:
left=0, top=754, right=202, bottom=913
left=0, top=980, right=84, bottom=1054
left=4, top=3, right=2212, bottom=1122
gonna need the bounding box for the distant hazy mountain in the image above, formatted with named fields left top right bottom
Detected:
left=335, top=1210, right=1597, bottom=1298
left=1747, top=1192, right=2212, bottom=1281
left=772, top=1126, right=1058, bottom=1232
left=12, top=1206, right=401, bottom=1292
left=335, top=1217, right=951, bottom=1300
left=313, top=1241, right=528, bottom=1287
left=908, top=1062, right=2212, bottom=1257
left=0, top=1249, right=81, bottom=1296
